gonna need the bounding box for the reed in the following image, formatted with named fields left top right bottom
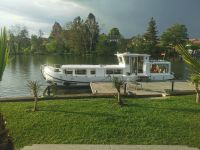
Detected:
left=0, top=27, right=9, bottom=81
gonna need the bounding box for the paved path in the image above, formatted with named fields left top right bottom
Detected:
left=22, top=144, right=199, bottom=150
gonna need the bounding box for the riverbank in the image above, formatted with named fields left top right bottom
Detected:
left=1, top=95, right=200, bottom=149
left=0, top=80, right=195, bottom=102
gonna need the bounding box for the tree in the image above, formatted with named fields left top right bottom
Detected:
left=47, top=22, right=65, bottom=53
left=130, top=35, right=149, bottom=53
left=144, top=17, right=158, bottom=55
left=30, top=34, right=38, bottom=53
left=9, top=25, right=30, bottom=54
left=49, top=22, right=62, bottom=39
left=27, top=80, right=41, bottom=111
left=96, top=34, right=117, bottom=55
left=67, top=16, right=87, bottom=54
left=0, top=113, right=15, bottom=150
left=176, top=45, right=200, bottom=103
left=85, top=13, right=99, bottom=54
left=108, top=27, right=121, bottom=42
left=0, top=28, right=9, bottom=81
left=112, top=77, right=125, bottom=105
left=161, top=24, right=188, bottom=47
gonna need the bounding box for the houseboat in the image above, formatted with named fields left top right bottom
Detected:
left=41, top=52, right=174, bottom=86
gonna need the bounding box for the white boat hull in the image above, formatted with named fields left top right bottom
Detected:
left=41, top=65, right=138, bottom=86
left=41, top=52, right=174, bottom=86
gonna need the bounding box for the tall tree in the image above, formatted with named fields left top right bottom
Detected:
left=85, top=13, right=99, bottom=54
left=9, top=25, right=30, bottom=54
left=144, top=17, right=158, bottom=45
left=108, top=28, right=121, bottom=42
left=30, top=34, right=38, bottom=53
left=161, top=24, right=188, bottom=47
left=67, top=16, right=86, bottom=54
left=144, top=17, right=158, bottom=54
left=49, top=22, right=62, bottom=39
left=47, top=22, right=65, bottom=53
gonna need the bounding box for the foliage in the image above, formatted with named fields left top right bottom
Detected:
left=176, top=45, right=200, bottom=75
left=96, top=34, right=117, bottom=55
left=0, top=113, right=15, bottom=150
left=161, top=24, right=188, bottom=47
left=30, top=31, right=47, bottom=54
left=67, top=14, right=99, bottom=55
left=67, top=16, right=87, bottom=54
left=144, top=17, right=158, bottom=55
left=5, top=17, right=190, bottom=57
left=85, top=13, right=99, bottom=53
left=176, top=45, right=200, bottom=103
left=49, top=22, right=62, bottom=40
left=1, top=95, right=200, bottom=148
left=9, top=25, right=30, bottom=54
left=130, top=35, right=150, bottom=53
left=0, top=27, right=9, bottom=81
left=108, top=28, right=121, bottom=42
left=46, top=39, right=65, bottom=54
left=47, top=22, right=66, bottom=54
left=27, top=80, right=41, bottom=111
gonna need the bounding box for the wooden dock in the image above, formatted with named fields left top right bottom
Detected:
left=90, top=80, right=195, bottom=96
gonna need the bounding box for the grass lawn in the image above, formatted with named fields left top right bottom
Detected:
left=1, top=95, right=200, bottom=149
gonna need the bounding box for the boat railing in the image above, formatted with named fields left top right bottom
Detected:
left=149, top=59, right=166, bottom=62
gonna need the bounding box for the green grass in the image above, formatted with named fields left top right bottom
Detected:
left=1, top=95, right=200, bottom=148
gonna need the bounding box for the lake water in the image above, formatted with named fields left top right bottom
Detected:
left=0, top=55, right=189, bottom=98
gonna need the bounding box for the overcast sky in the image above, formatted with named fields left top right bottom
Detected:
left=0, top=0, right=199, bottom=38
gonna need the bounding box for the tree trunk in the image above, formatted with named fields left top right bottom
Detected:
left=33, top=97, right=38, bottom=111
left=196, top=92, right=200, bottom=103
left=117, top=89, right=123, bottom=105
left=195, top=84, right=200, bottom=103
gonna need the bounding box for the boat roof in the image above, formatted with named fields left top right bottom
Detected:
left=115, top=52, right=150, bottom=57
left=61, top=64, right=125, bottom=69
left=150, top=60, right=171, bottom=63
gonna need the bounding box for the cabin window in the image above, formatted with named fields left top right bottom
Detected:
left=75, top=69, right=87, bottom=75
left=114, top=69, right=122, bottom=74
left=90, top=70, right=96, bottom=75
left=106, top=69, right=113, bottom=74
left=54, top=64, right=61, bottom=68
left=106, top=69, right=122, bottom=75
left=65, top=70, right=73, bottom=75
left=151, top=64, right=169, bottom=73
left=54, top=68, right=60, bottom=72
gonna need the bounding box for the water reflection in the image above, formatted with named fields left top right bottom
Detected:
left=0, top=55, right=188, bottom=97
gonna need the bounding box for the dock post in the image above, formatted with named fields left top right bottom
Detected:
left=171, top=80, right=174, bottom=92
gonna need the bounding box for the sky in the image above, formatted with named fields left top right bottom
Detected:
left=0, top=0, right=200, bottom=38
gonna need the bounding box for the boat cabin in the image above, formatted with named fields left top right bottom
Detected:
left=115, top=52, right=172, bottom=80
